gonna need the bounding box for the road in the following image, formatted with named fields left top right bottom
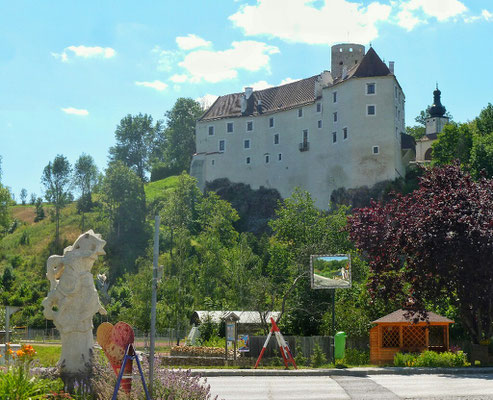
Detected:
left=206, top=374, right=493, bottom=400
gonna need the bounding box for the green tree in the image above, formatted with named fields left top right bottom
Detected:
left=41, top=155, right=72, bottom=249
left=151, top=98, right=202, bottom=181
left=109, top=113, right=163, bottom=181
left=432, top=123, right=474, bottom=166
left=101, top=161, right=149, bottom=280
left=19, top=189, right=27, bottom=205
left=470, top=133, right=493, bottom=179
left=474, top=103, right=493, bottom=136
left=34, top=197, right=45, bottom=222
left=73, top=153, right=98, bottom=230
left=0, top=184, right=12, bottom=237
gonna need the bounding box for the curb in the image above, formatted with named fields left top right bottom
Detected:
left=189, top=367, right=493, bottom=377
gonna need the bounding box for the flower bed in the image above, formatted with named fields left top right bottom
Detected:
left=394, top=351, right=469, bottom=367
left=170, top=346, right=237, bottom=358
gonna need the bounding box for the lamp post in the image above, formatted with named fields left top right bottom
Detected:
left=149, top=215, right=160, bottom=394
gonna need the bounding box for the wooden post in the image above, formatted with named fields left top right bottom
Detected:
left=425, top=326, right=429, bottom=349
left=446, top=325, right=450, bottom=350
left=399, top=325, right=403, bottom=348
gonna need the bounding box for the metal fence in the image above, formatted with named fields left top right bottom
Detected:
left=14, top=327, right=188, bottom=346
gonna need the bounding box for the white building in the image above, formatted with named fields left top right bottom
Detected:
left=191, top=44, right=415, bottom=209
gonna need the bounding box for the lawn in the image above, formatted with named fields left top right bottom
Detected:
left=32, top=344, right=61, bottom=367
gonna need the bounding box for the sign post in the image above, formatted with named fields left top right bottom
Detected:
left=310, top=254, right=351, bottom=363
left=222, top=312, right=240, bottom=364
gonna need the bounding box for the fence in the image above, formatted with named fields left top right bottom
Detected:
left=14, top=327, right=188, bottom=347
left=245, top=335, right=369, bottom=360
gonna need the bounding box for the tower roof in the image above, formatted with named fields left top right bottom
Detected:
left=429, top=85, right=446, bottom=118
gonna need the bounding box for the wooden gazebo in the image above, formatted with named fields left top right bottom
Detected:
left=369, top=309, right=454, bottom=365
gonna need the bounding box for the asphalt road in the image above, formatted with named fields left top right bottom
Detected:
left=206, top=374, right=493, bottom=400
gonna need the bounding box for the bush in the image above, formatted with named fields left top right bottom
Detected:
left=311, top=343, right=327, bottom=368
left=344, top=348, right=370, bottom=366
left=294, top=339, right=307, bottom=366
left=394, top=351, right=469, bottom=368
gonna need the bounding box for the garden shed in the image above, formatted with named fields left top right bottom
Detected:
left=370, top=309, right=454, bottom=365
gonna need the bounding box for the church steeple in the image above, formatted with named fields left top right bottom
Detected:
left=429, top=84, right=446, bottom=118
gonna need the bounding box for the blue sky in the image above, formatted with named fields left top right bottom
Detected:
left=1, top=0, right=492, bottom=199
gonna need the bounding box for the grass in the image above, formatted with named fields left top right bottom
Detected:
left=32, top=345, right=61, bottom=367
left=145, top=175, right=180, bottom=203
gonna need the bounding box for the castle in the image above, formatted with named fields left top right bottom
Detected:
left=190, top=44, right=415, bottom=208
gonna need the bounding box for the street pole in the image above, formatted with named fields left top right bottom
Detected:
left=149, top=215, right=160, bottom=394
left=331, top=289, right=336, bottom=363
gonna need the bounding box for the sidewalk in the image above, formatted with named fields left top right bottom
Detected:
left=190, top=366, right=493, bottom=377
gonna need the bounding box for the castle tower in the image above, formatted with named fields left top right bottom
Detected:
left=426, top=85, right=449, bottom=137
left=331, top=43, right=365, bottom=78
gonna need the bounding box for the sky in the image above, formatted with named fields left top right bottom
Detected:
left=1, top=0, right=492, bottom=199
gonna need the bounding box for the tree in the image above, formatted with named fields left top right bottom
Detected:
left=475, top=103, right=493, bottom=136
left=470, top=133, right=493, bottom=179
left=34, top=197, right=45, bottom=222
left=109, top=113, right=163, bottom=181
left=30, top=193, right=37, bottom=205
left=151, top=98, right=202, bottom=181
left=349, top=163, right=493, bottom=343
left=19, top=189, right=27, bottom=205
left=73, top=153, right=98, bottom=230
left=100, top=161, right=148, bottom=280
left=0, top=184, right=11, bottom=236
left=41, top=155, right=72, bottom=249
left=432, top=122, right=473, bottom=166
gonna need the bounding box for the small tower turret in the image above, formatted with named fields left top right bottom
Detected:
left=331, top=43, right=365, bottom=79
left=426, top=85, right=449, bottom=138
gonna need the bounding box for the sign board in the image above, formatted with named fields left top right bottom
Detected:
left=226, top=322, right=235, bottom=341
left=238, top=334, right=249, bottom=352
left=310, top=254, right=351, bottom=289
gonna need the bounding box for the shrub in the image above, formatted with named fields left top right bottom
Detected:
left=0, top=344, right=64, bottom=399
left=394, top=351, right=469, bottom=368
left=311, top=343, right=327, bottom=368
left=294, top=339, right=307, bottom=366
left=344, top=348, right=370, bottom=366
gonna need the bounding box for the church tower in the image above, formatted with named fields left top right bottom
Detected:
left=425, top=85, right=449, bottom=138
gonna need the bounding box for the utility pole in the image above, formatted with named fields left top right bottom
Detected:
left=149, top=215, right=160, bottom=394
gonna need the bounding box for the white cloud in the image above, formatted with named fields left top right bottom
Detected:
left=169, top=74, right=189, bottom=83
left=61, top=107, right=89, bottom=116
left=153, top=47, right=180, bottom=72
left=135, top=80, right=168, bottom=91
left=280, top=77, right=300, bottom=85
left=176, top=34, right=212, bottom=50
left=246, top=80, right=273, bottom=90
left=52, top=45, right=116, bottom=62
left=482, top=9, right=493, bottom=21
left=397, top=0, right=467, bottom=29
left=178, top=40, right=279, bottom=83
left=465, top=9, right=493, bottom=23
left=196, top=94, right=219, bottom=109
left=229, top=0, right=392, bottom=45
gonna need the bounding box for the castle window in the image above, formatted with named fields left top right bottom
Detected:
left=208, top=126, right=214, bottom=136
left=244, top=139, right=250, bottom=149
left=333, top=112, right=338, bottom=122
left=366, top=83, right=376, bottom=95
left=395, top=86, right=398, bottom=98
left=316, top=103, right=322, bottom=112
left=349, top=47, right=353, bottom=52
left=333, top=91, right=337, bottom=103
left=367, top=105, right=376, bottom=116
left=247, top=121, right=253, bottom=131
left=246, top=157, right=251, bottom=165
left=274, top=133, right=279, bottom=145
left=265, top=155, right=270, bottom=164
left=332, top=132, right=337, bottom=143
left=219, top=140, right=225, bottom=152
left=269, top=117, right=274, bottom=128
left=343, top=127, right=348, bottom=140
left=373, top=146, right=379, bottom=154
left=298, top=108, right=303, bottom=118
left=227, top=122, right=234, bottom=133
left=318, top=120, right=322, bottom=129
left=211, top=159, right=215, bottom=166
left=278, top=153, right=282, bottom=161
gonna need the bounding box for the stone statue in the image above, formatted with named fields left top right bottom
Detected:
left=42, top=230, right=107, bottom=384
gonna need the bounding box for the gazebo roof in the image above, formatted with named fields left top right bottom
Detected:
left=372, top=309, right=454, bottom=324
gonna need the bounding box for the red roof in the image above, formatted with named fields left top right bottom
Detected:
left=372, top=309, right=454, bottom=324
